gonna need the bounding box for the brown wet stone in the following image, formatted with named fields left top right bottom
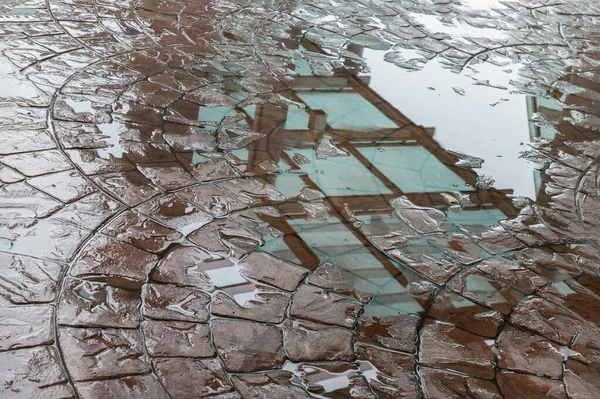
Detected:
left=176, top=184, right=248, bottom=217
left=497, top=327, right=564, bottom=378
left=294, top=362, right=376, bottom=399
left=510, top=248, right=582, bottom=281
left=151, top=245, right=219, bottom=291
left=0, top=346, right=74, bottom=398
left=142, top=320, right=214, bottom=358
left=58, top=278, right=140, bottom=328
left=289, top=284, right=362, bottom=328
left=447, top=269, right=524, bottom=315
left=1, top=149, right=72, bottom=177
left=53, top=192, right=123, bottom=231
left=306, top=262, right=379, bottom=303
left=283, top=318, right=354, bottom=362
left=92, top=171, right=161, bottom=207
left=141, top=282, right=210, bottom=322
left=218, top=178, right=285, bottom=206
left=356, top=344, right=419, bottom=398
left=419, top=367, right=501, bottom=399
left=238, top=251, right=308, bottom=292
left=0, top=252, right=64, bottom=304
left=211, top=284, right=291, bottom=324
left=356, top=313, right=420, bottom=354
left=0, top=304, right=53, bottom=351
left=136, top=194, right=214, bottom=235
left=187, top=219, right=263, bottom=259
left=477, top=257, right=549, bottom=294
left=138, top=162, right=199, bottom=191
left=510, top=296, right=583, bottom=346
left=70, top=235, right=157, bottom=289
left=211, top=319, right=285, bottom=372
left=497, top=371, right=567, bottom=399
left=59, top=327, right=150, bottom=381
left=389, top=248, right=462, bottom=285
left=427, top=290, right=504, bottom=338
left=152, top=357, right=234, bottom=398
left=102, top=211, right=182, bottom=253
left=419, top=321, right=496, bottom=380
left=230, top=371, right=309, bottom=398
left=163, top=124, right=217, bottom=152
left=27, top=170, right=96, bottom=203
left=75, top=375, right=169, bottom=399
left=427, top=232, right=488, bottom=265
left=565, top=359, right=600, bottom=399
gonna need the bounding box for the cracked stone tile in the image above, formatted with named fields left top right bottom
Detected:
left=306, top=262, right=379, bottom=303
left=0, top=304, right=53, bottom=351
left=419, top=367, right=501, bottom=399
left=283, top=318, right=354, bottom=362
left=51, top=192, right=123, bottom=231
left=238, top=251, right=308, bottom=292
left=151, top=245, right=221, bottom=291
left=497, top=326, right=564, bottom=378
left=447, top=269, right=524, bottom=315
left=356, top=344, right=418, bottom=398
left=136, top=194, right=214, bottom=235
left=477, top=257, right=549, bottom=294
left=57, top=278, right=140, bottom=328
left=427, top=290, right=504, bottom=338
left=176, top=184, right=248, bottom=217
left=75, top=375, right=169, bottom=399
left=419, top=321, right=496, bottom=380
left=211, top=283, right=291, bottom=324
left=497, top=371, right=567, bottom=399
left=59, top=327, right=150, bottom=381
left=292, top=362, right=376, bottom=399
left=218, top=178, right=285, bottom=206
left=138, top=162, right=199, bottom=191
left=152, top=357, right=234, bottom=398
left=92, top=171, right=161, bottom=207
left=27, top=170, right=96, bottom=203
left=289, top=284, right=362, bottom=328
left=510, top=296, right=583, bottom=346
left=101, top=211, right=182, bottom=253
left=230, top=371, right=309, bottom=398
left=141, top=282, right=210, bottom=322
left=0, top=346, right=74, bottom=398
left=187, top=219, right=263, bottom=259
left=0, top=252, right=64, bottom=304
left=565, top=359, right=600, bottom=399
left=211, top=319, right=285, bottom=373
left=142, top=320, right=214, bottom=358
left=356, top=313, right=420, bottom=354
left=69, top=235, right=157, bottom=289
left=0, top=149, right=72, bottom=177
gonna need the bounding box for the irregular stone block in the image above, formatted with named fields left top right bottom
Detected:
left=211, top=319, right=285, bottom=372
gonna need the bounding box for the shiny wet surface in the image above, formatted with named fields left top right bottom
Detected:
left=1, top=0, right=600, bottom=398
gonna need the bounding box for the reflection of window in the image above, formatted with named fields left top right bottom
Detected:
left=446, top=208, right=506, bottom=232
left=295, top=92, right=398, bottom=130
left=285, top=148, right=392, bottom=196
left=357, top=145, right=472, bottom=193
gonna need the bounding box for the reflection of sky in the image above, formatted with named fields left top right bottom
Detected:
left=362, top=50, right=536, bottom=199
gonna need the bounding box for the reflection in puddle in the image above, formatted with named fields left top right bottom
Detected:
left=3, top=0, right=600, bottom=396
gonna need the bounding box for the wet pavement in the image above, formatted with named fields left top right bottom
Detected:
left=1, top=0, right=600, bottom=397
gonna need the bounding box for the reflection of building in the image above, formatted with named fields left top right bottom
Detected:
left=190, top=39, right=522, bottom=330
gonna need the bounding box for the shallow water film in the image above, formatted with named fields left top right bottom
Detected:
left=1, top=0, right=600, bottom=397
